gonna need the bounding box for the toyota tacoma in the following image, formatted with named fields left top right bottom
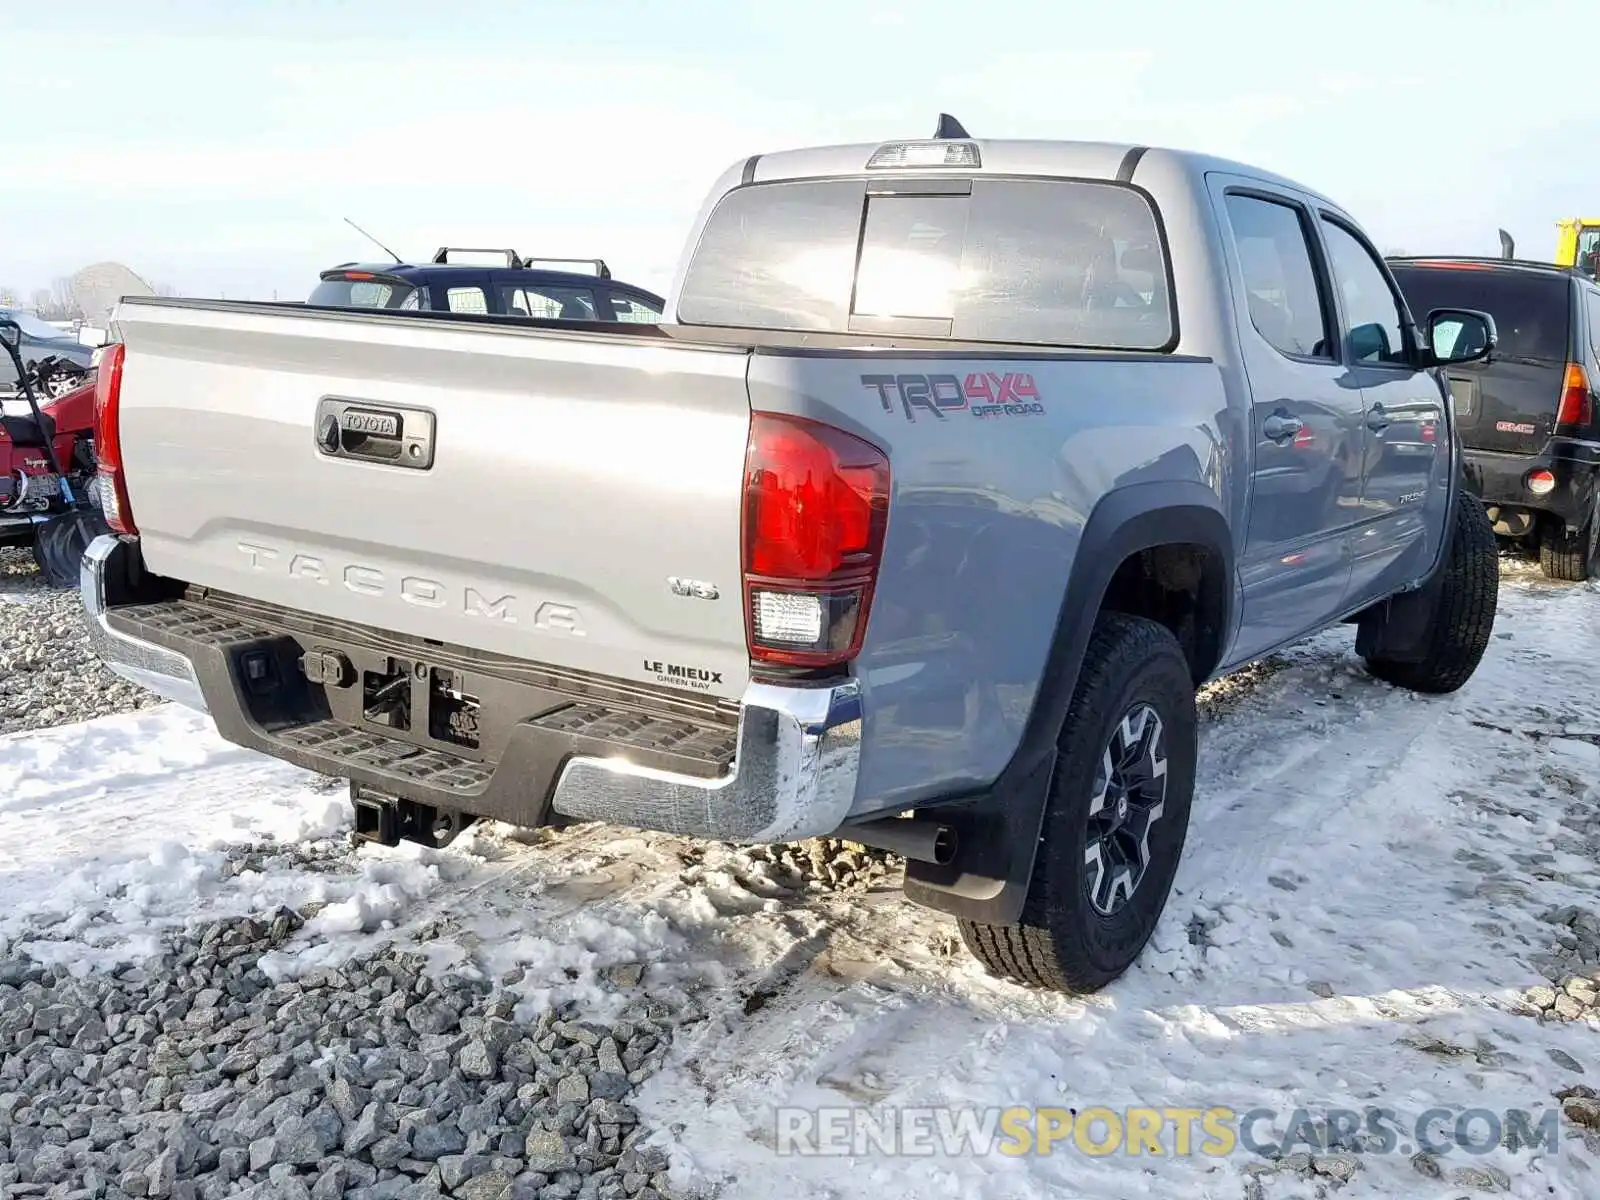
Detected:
left=81, top=119, right=1501, bottom=993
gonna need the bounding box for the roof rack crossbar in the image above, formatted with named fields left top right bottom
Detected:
left=520, top=257, right=613, bottom=280
left=432, top=246, right=525, bottom=268
left=428, top=248, right=613, bottom=278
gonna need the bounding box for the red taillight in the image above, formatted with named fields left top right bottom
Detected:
left=1421, top=420, right=1437, bottom=443
left=1527, top=469, right=1556, bottom=496
left=742, top=412, right=890, bottom=669
left=1556, top=363, right=1593, bottom=430
left=92, top=342, right=136, bottom=535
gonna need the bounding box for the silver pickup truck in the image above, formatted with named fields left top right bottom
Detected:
left=82, top=121, right=1501, bottom=994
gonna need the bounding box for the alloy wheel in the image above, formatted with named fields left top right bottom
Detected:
left=1083, top=703, right=1169, bottom=917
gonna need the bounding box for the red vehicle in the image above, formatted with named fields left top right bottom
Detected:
left=0, top=345, right=107, bottom=586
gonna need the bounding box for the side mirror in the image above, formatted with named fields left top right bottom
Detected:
left=0, top=319, right=20, bottom=351
left=1424, top=307, right=1497, bottom=367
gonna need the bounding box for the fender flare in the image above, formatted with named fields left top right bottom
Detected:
left=903, top=481, right=1234, bottom=926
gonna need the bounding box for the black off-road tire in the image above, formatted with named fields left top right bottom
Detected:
left=1364, top=492, right=1498, bottom=694
left=1538, top=515, right=1593, bottom=582
left=959, top=613, right=1197, bottom=993
left=32, top=510, right=109, bottom=590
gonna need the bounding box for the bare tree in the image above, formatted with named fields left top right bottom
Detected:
left=154, top=281, right=179, bottom=297
left=49, top=277, right=82, bottom=320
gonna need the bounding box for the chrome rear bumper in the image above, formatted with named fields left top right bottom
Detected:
left=80, top=534, right=861, bottom=842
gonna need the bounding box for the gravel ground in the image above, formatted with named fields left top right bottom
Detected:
left=0, top=904, right=695, bottom=1200
left=0, top=548, right=161, bottom=737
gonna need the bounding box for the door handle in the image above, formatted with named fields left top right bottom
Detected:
left=1366, top=404, right=1391, bottom=432
left=1263, top=413, right=1303, bottom=442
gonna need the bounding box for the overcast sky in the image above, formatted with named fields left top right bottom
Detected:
left=4, top=0, right=1592, bottom=302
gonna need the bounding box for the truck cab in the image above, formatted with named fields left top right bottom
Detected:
left=307, top=248, right=666, bottom=324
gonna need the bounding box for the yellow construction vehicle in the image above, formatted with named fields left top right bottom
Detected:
left=1555, top=218, right=1600, bottom=276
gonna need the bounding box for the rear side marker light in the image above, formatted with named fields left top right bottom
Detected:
left=742, top=412, right=890, bottom=669
left=1556, top=363, right=1593, bottom=430
left=1527, top=469, right=1556, bottom=496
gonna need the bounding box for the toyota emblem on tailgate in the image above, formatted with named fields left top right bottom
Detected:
left=314, top=397, right=437, bottom=471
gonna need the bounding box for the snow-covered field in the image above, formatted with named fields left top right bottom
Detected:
left=2, top=552, right=1599, bottom=1199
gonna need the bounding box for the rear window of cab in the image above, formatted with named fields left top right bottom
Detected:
left=676, top=177, right=1174, bottom=352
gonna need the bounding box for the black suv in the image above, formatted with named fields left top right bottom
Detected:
left=1389, top=256, right=1600, bottom=580
left=308, top=248, right=666, bottom=325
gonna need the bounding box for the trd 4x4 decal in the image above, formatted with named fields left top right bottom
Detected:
left=861, top=372, right=1045, bottom=422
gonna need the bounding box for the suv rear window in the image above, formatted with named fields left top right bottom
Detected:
left=676, top=178, right=1173, bottom=351
left=308, top=277, right=428, bottom=310
left=1388, top=265, right=1570, bottom=363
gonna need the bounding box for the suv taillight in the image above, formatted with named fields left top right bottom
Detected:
left=92, top=342, right=136, bottom=535
left=1556, top=362, right=1594, bottom=431
left=742, top=412, right=890, bottom=669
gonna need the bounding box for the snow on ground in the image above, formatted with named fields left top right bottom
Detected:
left=2, top=557, right=1599, bottom=1198
left=1, top=707, right=392, bottom=974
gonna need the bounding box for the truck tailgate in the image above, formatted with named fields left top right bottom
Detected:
left=111, top=300, right=753, bottom=701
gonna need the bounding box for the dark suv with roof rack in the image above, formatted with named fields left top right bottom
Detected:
left=1388, top=255, right=1600, bottom=580
left=308, top=248, right=666, bottom=325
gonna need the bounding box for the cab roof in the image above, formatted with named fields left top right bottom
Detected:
left=741, top=136, right=1338, bottom=209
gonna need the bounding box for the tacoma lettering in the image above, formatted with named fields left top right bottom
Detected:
left=232, top=543, right=555, bottom=630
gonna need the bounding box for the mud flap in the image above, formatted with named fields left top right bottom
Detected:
left=902, top=751, right=1056, bottom=926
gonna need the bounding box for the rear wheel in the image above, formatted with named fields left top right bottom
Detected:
left=1539, top=512, right=1596, bottom=582
left=959, top=613, right=1196, bottom=993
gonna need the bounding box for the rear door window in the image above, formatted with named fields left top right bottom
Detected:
left=1388, top=265, right=1570, bottom=363
left=1222, top=194, right=1334, bottom=360
left=445, top=286, right=488, bottom=314
left=500, top=285, right=597, bottom=320
left=677, top=177, right=1173, bottom=351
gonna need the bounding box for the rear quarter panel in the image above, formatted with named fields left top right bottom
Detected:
left=747, top=351, right=1232, bottom=817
